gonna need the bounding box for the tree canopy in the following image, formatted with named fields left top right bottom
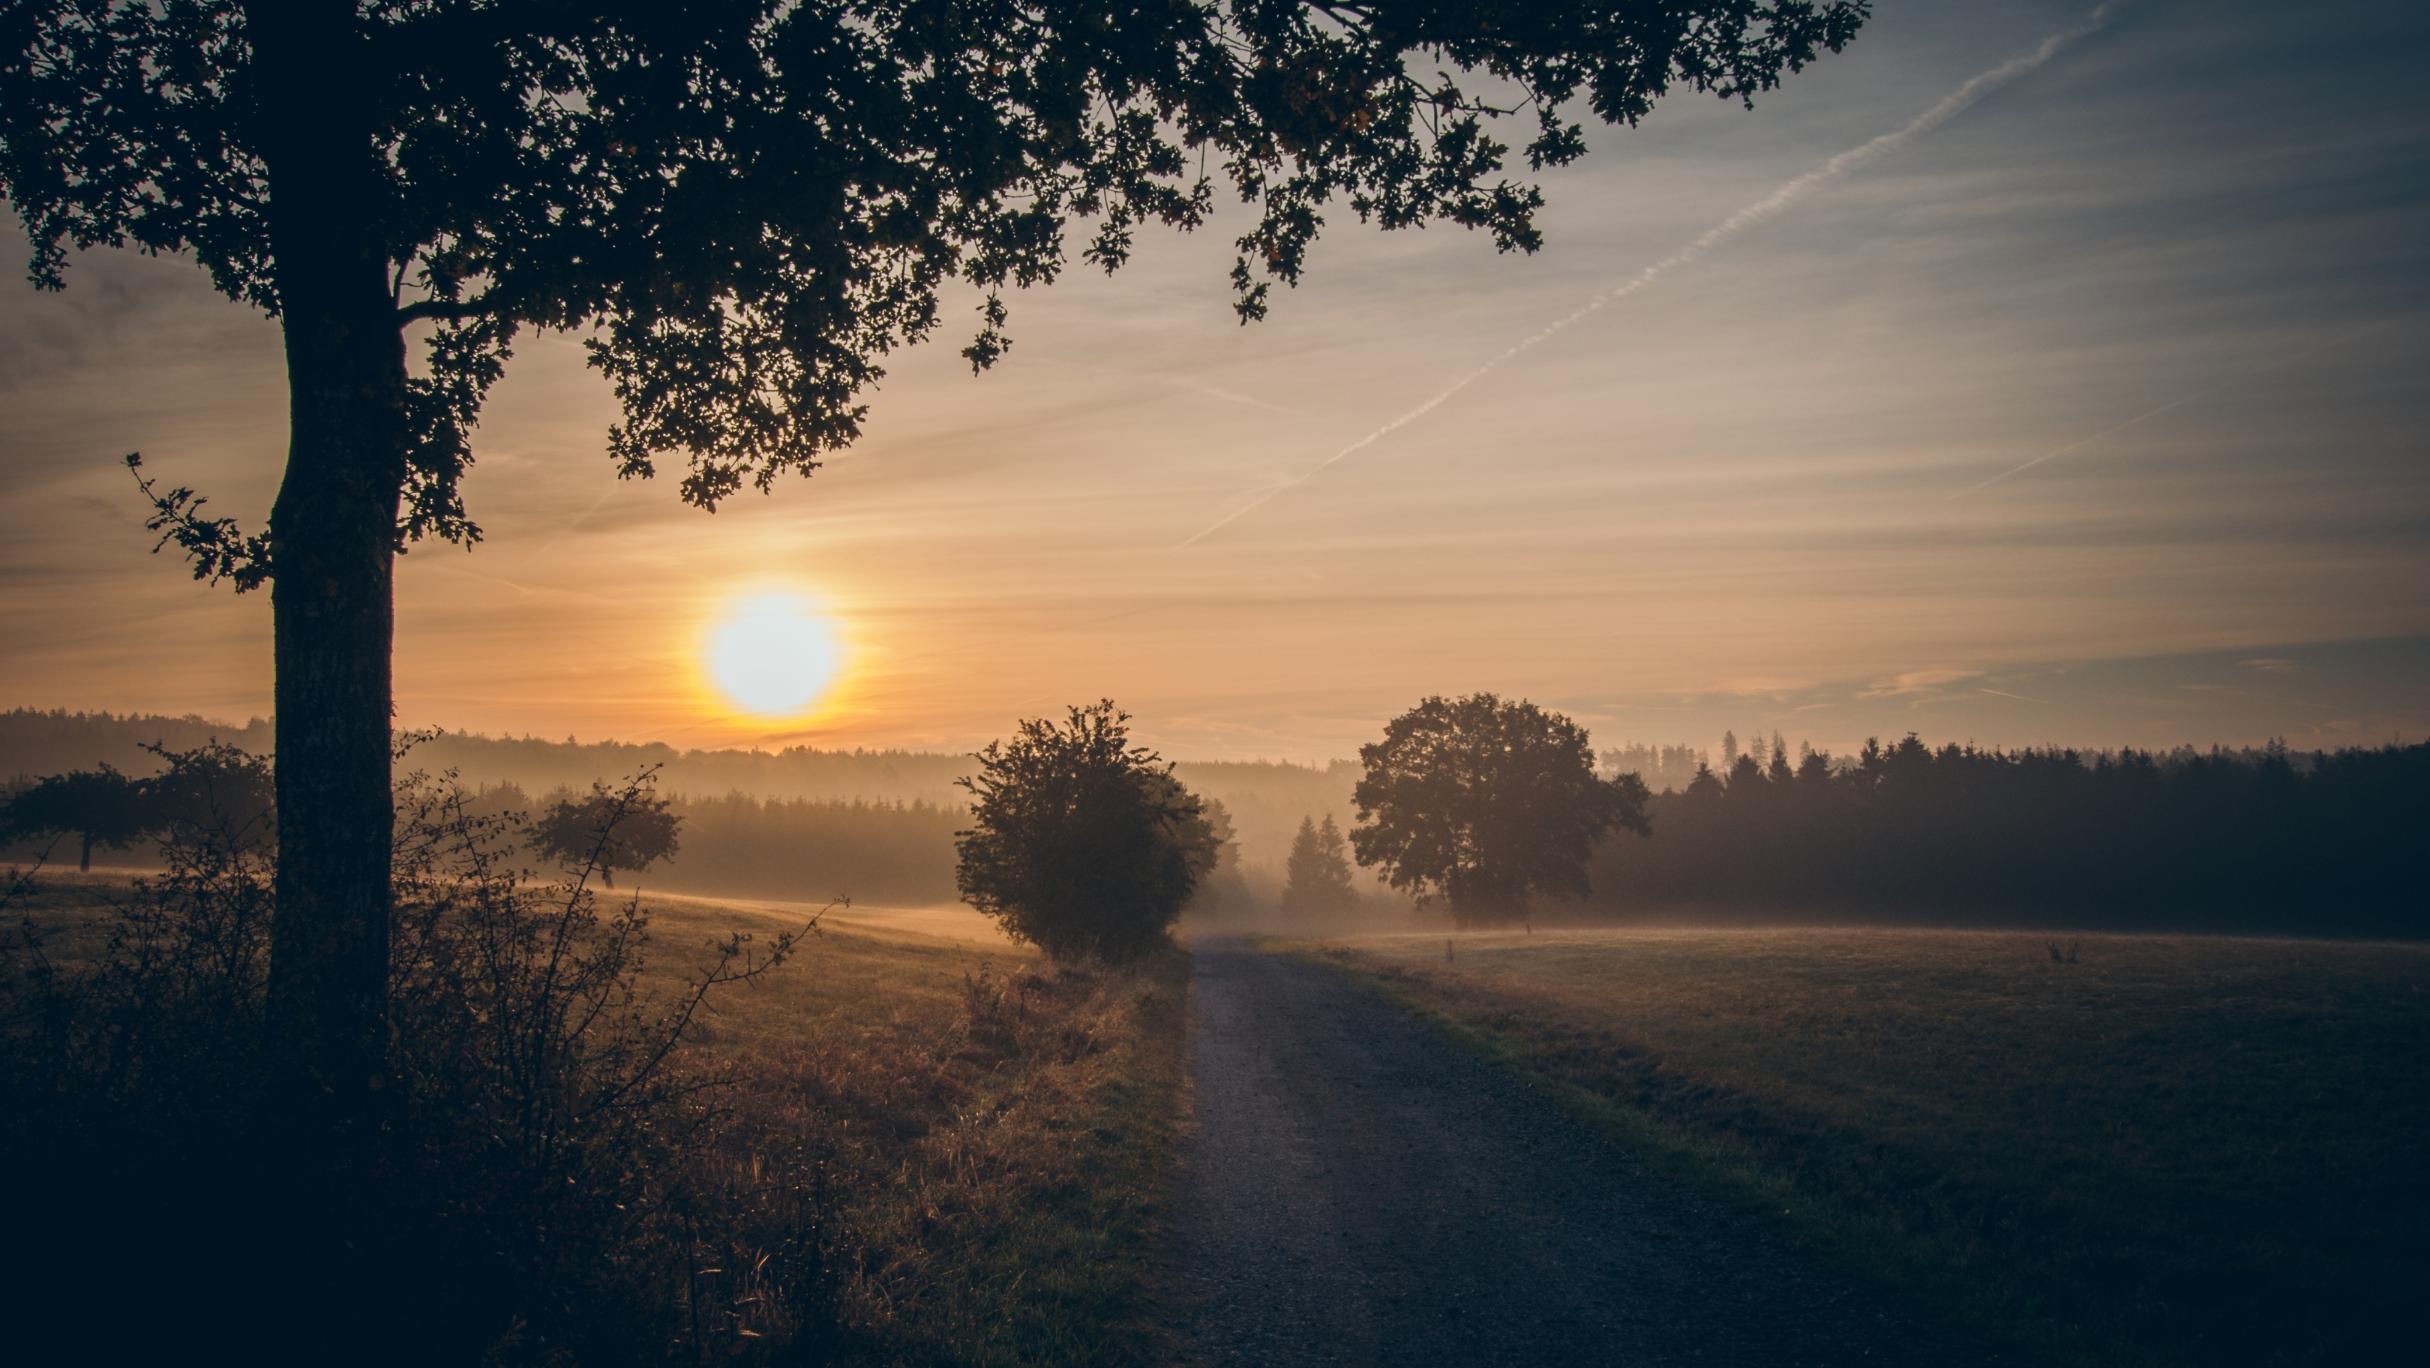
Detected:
left=3, top=765, right=148, bottom=872
left=1351, top=692, right=1647, bottom=926
left=954, top=701, right=1217, bottom=960
left=530, top=783, right=683, bottom=888
left=4, top=0, right=1868, bottom=555
left=1, top=743, right=274, bottom=871
left=141, top=739, right=276, bottom=844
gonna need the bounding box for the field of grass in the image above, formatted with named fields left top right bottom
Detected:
left=6, top=874, right=1187, bottom=1364
left=637, top=895, right=1188, bottom=1364
left=1303, top=927, right=2429, bottom=1368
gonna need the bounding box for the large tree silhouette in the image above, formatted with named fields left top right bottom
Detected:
left=1352, top=693, right=1649, bottom=926
left=0, top=2, right=1864, bottom=1102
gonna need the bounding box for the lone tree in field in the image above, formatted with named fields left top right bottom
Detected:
left=1352, top=693, right=1650, bottom=927
left=1280, top=813, right=1358, bottom=919
left=955, top=701, right=1219, bottom=961
left=0, top=2, right=1864, bottom=1104
left=530, top=785, right=682, bottom=889
left=3, top=766, right=149, bottom=872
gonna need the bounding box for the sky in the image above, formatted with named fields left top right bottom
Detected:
left=4, top=0, right=2428, bottom=764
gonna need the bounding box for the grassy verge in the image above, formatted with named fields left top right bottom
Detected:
left=8, top=877, right=1189, bottom=1364
left=1295, top=927, right=2429, bottom=1368
left=645, top=897, right=1192, bottom=1365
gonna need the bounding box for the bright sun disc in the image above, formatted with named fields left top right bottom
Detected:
left=704, top=591, right=845, bottom=718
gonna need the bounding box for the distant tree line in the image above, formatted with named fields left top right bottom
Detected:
left=1589, top=735, right=2429, bottom=935
left=0, top=708, right=280, bottom=778
left=17, top=710, right=2417, bottom=936
left=0, top=709, right=1349, bottom=878
left=2, top=750, right=1252, bottom=915
left=455, top=783, right=967, bottom=906
left=1598, top=741, right=1710, bottom=794
left=647, top=790, right=963, bottom=904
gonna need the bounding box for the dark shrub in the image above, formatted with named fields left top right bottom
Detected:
left=954, top=702, right=1218, bottom=962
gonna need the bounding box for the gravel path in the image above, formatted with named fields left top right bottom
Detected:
left=1170, top=943, right=1975, bottom=1367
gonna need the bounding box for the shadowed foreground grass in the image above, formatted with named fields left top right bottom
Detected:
left=638, top=897, right=1189, bottom=1365
left=1303, top=927, right=2429, bottom=1368
left=6, top=876, right=1186, bottom=1364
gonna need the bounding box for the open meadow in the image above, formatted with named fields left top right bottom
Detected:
left=1302, top=927, right=2430, bottom=1368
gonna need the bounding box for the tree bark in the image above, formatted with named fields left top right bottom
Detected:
left=252, top=5, right=408, bottom=1121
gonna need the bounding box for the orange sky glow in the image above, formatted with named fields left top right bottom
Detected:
left=5, top=2, right=2426, bottom=762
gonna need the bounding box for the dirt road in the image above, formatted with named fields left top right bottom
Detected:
left=1171, top=944, right=1972, bottom=1367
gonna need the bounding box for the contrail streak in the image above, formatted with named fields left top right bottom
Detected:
left=1946, top=315, right=2403, bottom=497
left=1946, top=382, right=2226, bottom=498
left=1179, top=2, right=2125, bottom=548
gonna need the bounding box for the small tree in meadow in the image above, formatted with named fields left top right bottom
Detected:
left=531, top=783, right=682, bottom=889
left=4, top=765, right=149, bottom=872
left=1280, top=814, right=1359, bottom=919
left=955, top=702, right=1216, bottom=962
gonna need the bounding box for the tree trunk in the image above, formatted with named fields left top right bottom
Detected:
left=252, top=6, right=408, bottom=1121
left=78, top=832, right=91, bottom=874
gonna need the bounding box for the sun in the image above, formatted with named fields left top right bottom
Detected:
left=702, top=589, right=847, bottom=719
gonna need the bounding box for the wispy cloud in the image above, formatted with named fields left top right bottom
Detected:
left=1861, top=668, right=1982, bottom=700
left=1708, top=676, right=1821, bottom=698
left=1179, top=1, right=2129, bottom=546
left=1947, top=318, right=2401, bottom=498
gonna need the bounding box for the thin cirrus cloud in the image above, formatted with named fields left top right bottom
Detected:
left=1180, top=0, right=2132, bottom=547
left=0, top=0, right=2426, bottom=760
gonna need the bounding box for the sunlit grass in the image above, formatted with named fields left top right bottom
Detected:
left=1301, top=926, right=2430, bottom=1368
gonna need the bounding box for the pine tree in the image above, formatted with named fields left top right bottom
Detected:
left=1280, top=817, right=1322, bottom=915
left=1313, top=815, right=1358, bottom=913
left=1281, top=813, right=1359, bottom=918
